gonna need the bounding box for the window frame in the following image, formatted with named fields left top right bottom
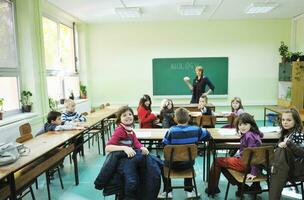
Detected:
left=0, top=0, right=22, bottom=115
left=42, top=14, right=80, bottom=101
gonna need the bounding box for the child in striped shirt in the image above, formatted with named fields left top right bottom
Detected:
left=61, top=99, right=86, bottom=123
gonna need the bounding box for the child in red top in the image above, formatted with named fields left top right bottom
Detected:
left=106, top=106, right=149, bottom=157
left=137, top=94, right=159, bottom=128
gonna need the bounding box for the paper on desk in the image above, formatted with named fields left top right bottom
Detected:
left=134, top=131, right=151, bottom=138
left=218, top=129, right=237, bottom=136
left=259, top=126, right=280, bottom=133
left=190, top=112, right=201, bottom=116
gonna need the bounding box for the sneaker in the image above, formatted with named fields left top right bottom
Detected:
left=185, top=191, right=201, bottom=199
left=205, top=187, right=220, bottom=196
left=157, top=191, right=173, bottom=199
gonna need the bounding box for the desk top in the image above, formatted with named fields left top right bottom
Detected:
left=134, top=128, right=280, bottom=142
left=0, top=130, right=80, bottom=178
left=0, top=106, right=122, bottom=180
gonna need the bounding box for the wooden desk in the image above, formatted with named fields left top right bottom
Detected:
left=0, top=130, right=79, bottom=200
left=206, top=128, right=280, bottom=181
left=85, top=107, right=121, bottom=155
left=264, top=105, right=304, bottom=126
left=0, top=106, right=122, bottom=200
left=174, top=103, right=215, bottom=112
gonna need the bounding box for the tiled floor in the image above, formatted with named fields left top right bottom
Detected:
left=22, top=121, right=301, bottom=200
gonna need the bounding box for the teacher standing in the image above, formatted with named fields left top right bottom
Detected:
left=184, top=66, right=215, bottom=103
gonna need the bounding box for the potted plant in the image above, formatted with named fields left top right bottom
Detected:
left=0, top=98, right=4, bottom=120
left=48, top=97, right=58, bottom=111
left=279, top=41, right=289, bottom=63
left=20, top=90, right=33, bottom=112
left=290, top=52, right=302, bottom=62
left=80, top=84, right=87, bottom=99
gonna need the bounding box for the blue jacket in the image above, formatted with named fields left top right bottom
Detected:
left=94, top=150, right=163, bottom=199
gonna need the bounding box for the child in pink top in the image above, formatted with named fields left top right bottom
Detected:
left=106, top=106, right=149, bottom=157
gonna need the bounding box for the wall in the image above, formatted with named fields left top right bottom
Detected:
left=294, top=16, right=304, bottom=52
left=87, top=19, right=291, bottom=119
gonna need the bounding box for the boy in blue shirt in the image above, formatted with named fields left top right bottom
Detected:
left=158, top=107, right=210, bottom=199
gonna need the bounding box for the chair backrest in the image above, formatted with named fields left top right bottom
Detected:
left=82, top=112, right=88, bottom=116
left=242, top=146, right=274, bottom=166
left=197, top=115, right=216, bottom=127
left=19, top=123, right=32, bottom=136
left=227, top=115, right=236, bottom=127
left=16, top=133, right=33, bottom=143
left=164, top=144, right=197, bottom=162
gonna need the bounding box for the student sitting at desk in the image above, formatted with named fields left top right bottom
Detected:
left=269, top=108, right=304, bottom=200
left=160, top=98, right=176, bottom=128
left=221, top=97, right=244, bottom=128
left=61, top=99, right=86, bottom=123
left=137, top=94, right=159, bottom=128
left=36, top=111, right=85, bottom=136
left=205, top=113, right=263, bottom=197
left=198, top=94, right=213, bottom=115
left=158, top=107, right=210, bottom=199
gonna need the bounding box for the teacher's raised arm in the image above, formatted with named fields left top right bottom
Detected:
left=183, top=66, right=215, bottom=103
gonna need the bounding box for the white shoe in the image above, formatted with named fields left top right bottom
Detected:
left=185, top=191, right=201, bottom=199
left=157, top=191, right=173, bottom=199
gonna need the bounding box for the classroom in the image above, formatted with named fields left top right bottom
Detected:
left=0, top=0, right=304, bottom=199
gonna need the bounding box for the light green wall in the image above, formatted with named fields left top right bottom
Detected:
left=87, top=19, right=291, bottom=119
left=295, top=17, right=304, bottom=52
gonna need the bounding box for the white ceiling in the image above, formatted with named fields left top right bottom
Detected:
left=47, top=0, right=304, bottom=23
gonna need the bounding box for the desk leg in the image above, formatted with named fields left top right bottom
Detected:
left=264, top=107, right=267, bottom=126
left=206, top=141, right=211, bottom=182
left=8, top=174, right=17, bottom=200
left=72, top=148, right=79, bottom=185
left=101, top=121, right=106, bottom=156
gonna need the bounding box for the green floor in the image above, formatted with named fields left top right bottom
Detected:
left=22, top=121, right=302, bottom=200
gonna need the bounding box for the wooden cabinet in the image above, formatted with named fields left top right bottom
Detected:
left=278, top=61, right=304, bottom=110
left=279, top=63, right=292, bottom=81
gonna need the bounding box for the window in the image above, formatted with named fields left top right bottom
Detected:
left=42, top=16, right=79, bottom=101
left=0, top=0, right=20, bottom=112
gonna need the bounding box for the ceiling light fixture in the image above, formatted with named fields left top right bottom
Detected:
left=179, top=5, right=206, bottom=16
left=245, top=2, right=279, bottom=14
left=115, top=7, right=141, bottom=18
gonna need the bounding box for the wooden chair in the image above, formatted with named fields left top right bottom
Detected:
left=196, top=115, right=216, bottom=128
left=19, top=123, right=32, bottom=136
left=163, top=144, right=199, bottom=199
left=223, top=146, right=274, bottom=200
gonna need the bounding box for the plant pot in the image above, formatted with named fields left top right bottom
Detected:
left=22, top=105, right=32, bottom=113
left=0, top=112, right=3, bottom=120
left=80, top=94, right=87, bottom=99
left=60, top=99, right=65, bottom=104
left=291, top=55, right=299, bottom=62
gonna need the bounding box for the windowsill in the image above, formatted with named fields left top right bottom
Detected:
left=0, top=112, right=38, bottom=127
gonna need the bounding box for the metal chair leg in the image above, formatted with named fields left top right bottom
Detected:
left=29, top=186, right=36, bottom=200
left=224, top=182, right=230, bottom=200
left=57, top=167, right=64, bottom=189
left=45, top=171, right=51, bottom=200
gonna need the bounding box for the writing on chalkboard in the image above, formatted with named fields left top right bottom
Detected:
left=170, top=62, right=198, bottom=70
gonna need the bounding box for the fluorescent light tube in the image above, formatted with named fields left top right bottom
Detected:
left=179, top=5, right=206, bottom=16
left=115, top=7, right=141, bottom=18
left=245, top=3, right=279, bottom=14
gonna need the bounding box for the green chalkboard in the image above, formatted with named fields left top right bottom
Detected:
left=152, top=57, right=228, bottom=96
